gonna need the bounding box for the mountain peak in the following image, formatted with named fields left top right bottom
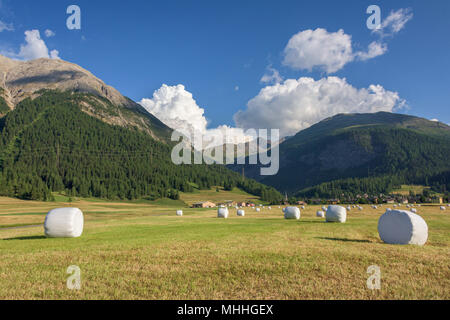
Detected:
left=0, top=54, right=129, bottom=108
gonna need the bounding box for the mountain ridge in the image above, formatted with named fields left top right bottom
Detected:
left=232, top=112, right=450, bottom=197
left=0, top=55, right=172, bottom=141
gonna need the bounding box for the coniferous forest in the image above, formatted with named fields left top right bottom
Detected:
left=0, top=91, right=282, bottom=203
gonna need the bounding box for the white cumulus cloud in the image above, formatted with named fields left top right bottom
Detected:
left=283, top=28, right=354, bottom=74
left=3, top=30, right=61, bottom=60
left=234, top=77, right=405, bottom=138
left=282, top=10, right=412, bottom=74
left=140, top=84, right=208, bottom=136
left=139, top=84, right=254, bottom=148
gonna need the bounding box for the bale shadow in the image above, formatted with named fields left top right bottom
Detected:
left=3, top=235, right=47, bottom=241
left=299, top=220, right=327, bottom=224
left=316, top=237, right=371, bottom=243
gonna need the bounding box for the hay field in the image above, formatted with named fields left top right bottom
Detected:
left=0, top=195, right=449, bottom=300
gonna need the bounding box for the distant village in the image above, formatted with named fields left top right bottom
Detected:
left=191, top=193, right=447, bottom=208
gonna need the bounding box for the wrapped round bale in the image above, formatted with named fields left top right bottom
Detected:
left=316, top=210, right=325, bottom=218
left=237, top=209, right=245, bottom=217
left=176, top=210, right=183, bottom=216
left=411, top=208, right=417, bottom=213
left=284, top=207, right=300, bottom=220
left=378, top=210, right=428, bottom=245
left=321, top=206, right=327, bottom=211
left=44, top=208, right=84, bottom=238
left=218, top=207, right=229, bottom=218
left=256, top=208, right=261, bottom=212
left=326, top=205, right=347, bottom=223
left=440, top=206, right=446, bottom=211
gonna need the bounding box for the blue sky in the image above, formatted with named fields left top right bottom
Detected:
left=1, top=0, right=449, bottom=135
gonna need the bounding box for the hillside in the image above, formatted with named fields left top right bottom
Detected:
left=0, top=55, right=172, bottom=141
left=0, top=60, right=282, bottom=203
left=233, top=112, right=450, bottom=197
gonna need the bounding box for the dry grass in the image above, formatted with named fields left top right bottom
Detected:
left=0, top=197, right=449, bottom=300
left=179, top=187, right=260, bottom=206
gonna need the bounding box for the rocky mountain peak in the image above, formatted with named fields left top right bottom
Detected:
left=0, top=54, right=128, bottom=108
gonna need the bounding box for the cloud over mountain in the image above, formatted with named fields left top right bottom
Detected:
left=139, top=84, right=253, bottom=146
left=234, top=77, right=405, bottom=138
left=2, top=30, right=60, bottom=60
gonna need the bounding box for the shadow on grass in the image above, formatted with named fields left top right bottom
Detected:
left=3, top=235, right=47, bottom=241
left=299, top=220, right=327, bottom=224
left=316, top=237, right=371, bottom=243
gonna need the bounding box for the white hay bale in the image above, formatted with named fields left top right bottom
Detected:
left=378, top=210, right=428, bottom=245
left=326, top=205, right=347, bottom=223
left=268, top=206, right=272, bottom=210
left=44, top=208, right=84, bottom=238
left=440, top=206, right=446, bottom=211
left=237, top=209, right=245, bottom=217
left=176, top=210, right=183, bottom=216
left=218, top=207, right=229, bottom=218
left=256, top=208, right=261, bottom=212
left=284, top=207, right=300, bottom=220
left=358, top=206, right=363, bottom=211
left=316, top=210, right=325, bottom=218
left=447, top=204, right=450, bottom=207
left=321, top=206, right=327, bottom=211
left=346, top=206, right=351, bottom=211
left=301, top=206, right=305, bottom=210
left=411, top=208, right=417, bottom=213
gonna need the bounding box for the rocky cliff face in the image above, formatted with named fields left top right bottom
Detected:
left=0, top=55, right=129, bottom=108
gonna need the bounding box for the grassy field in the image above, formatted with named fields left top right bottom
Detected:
left=391, top=185, right=431, bottom=196
left=0, top=192, right=449, bottom=300
left=179, top=187, right=261, bottom=206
